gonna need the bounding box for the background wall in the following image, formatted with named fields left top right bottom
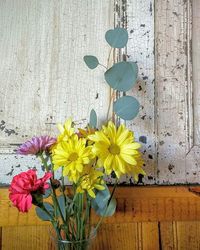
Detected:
left=1, top=0, right=199, bottom=185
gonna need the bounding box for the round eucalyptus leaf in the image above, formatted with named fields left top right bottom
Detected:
left=83, top=55, right=99, bottom=69
left=105, top=27, right=128, bottom=48
left=91, top=185, right=110, bottom=210
left=35, top=202, right=54, bottom=221
left=92, top=197, right=116, bottom=217
left=104, top=62, right=138, bottom=91
left=114, top=96, right=140, bottom=120
left=89, top=109, right=97, bottom=128
left=103, top=198, right=117, bottom=217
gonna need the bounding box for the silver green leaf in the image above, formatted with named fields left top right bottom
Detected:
left=114, top=96, right=140, bottom=120
left=57, top=195, right=66, bottom=220
left=91, top=197, right=116, bottom=217
left=83, top=55, right=99, bottom=69
left=35, top=202, right=54, bottom=221
left=104, top=61, right=138, bottom=92
left=105, top=27, right=128, bottom=48
left=89, top=109, right=97, bottom=128
left=103, top=197, right=116, bottom=217
left=91, top=185, right=110, bottom=209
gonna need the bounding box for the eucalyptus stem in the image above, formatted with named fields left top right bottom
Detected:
left=106, top=47, right=115, bottom=122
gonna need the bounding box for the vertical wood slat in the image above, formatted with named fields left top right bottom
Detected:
left=0, top=227, right=2, bottom=250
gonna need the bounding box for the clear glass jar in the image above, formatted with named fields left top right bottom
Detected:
left=50, top=228, right=97, bottom=250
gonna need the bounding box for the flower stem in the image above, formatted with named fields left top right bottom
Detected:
left=39, top=154, right=66, bottom=227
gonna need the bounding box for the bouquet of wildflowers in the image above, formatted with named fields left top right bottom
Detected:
left=9, top=27, right=145, bottom=250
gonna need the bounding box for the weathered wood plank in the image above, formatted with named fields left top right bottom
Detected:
left=0, top=0, right=113, bottom=184
left=126, top=0, right=155, bottom=184
left=160, top=222, right=177, bottom=250
left=155, top=0, right=190, bottom=183
left=2, top=225, right=51, bottom=250
left=175, top=221, right=200, bottom=250
left=1, top=186, right=200, bottom=227
left=192, top=0, right=200, bottom=146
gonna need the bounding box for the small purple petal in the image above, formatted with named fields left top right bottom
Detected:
left=17, top=136, right=56, bottom=155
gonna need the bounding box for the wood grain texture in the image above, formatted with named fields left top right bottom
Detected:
left=1, top=225, right=51, bottom=250
left=1, top=186, right=200, bottom=227
left=3, top=222, right=200, bottom=249
left=1, top=223, right=160, bottom=250
left=160, top=221, right=200, bottom=250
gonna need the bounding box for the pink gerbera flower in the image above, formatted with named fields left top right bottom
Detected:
left=9, top=169, right=52, bottom=212
left=17, top=136, right=56, bottom=155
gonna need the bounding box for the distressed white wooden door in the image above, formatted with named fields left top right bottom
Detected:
left=0, top=0, right=113, bottom=184
left=0, top=0, right=198, bottom=185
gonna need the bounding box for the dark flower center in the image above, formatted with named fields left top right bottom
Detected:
left=109, top=144, right=120, bottom=155
left=69, top=152, right=78, bottom=161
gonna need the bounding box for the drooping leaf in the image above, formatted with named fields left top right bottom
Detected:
left=92, top=186, right=110, bottom=209
left=57, top=195, right=66, bottom=220
left=103, top=197, right=117, bottom=217
left=43, top=188, right=51, bottom=198
left=83, top=55, right=99, bottom=69
left=105, top=27, right=128, bottom=48
left=35, top=202, right=54, bottom=221
left=92, top=197, right=116, bottom=217
left=113, top=96, right=140, bottom=120
left=89, top=109, right=97, bottom=128
left=104, top=62, right=138, bottom=92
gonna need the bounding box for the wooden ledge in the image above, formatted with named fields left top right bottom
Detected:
left=1, top=186, right=200, bottom=226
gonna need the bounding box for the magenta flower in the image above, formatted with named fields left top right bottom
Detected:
left=9, top=169, right=52, bottom=212
left=17, top=136, right=56, bottom=155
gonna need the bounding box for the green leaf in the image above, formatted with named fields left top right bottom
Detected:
left=103, top=197, right=117, bottom=217
left=104, top=61, right=138, bottom=92
left=35, top=202, right=53, bottom=221
left=83, top=55, right=99, bottom=69
left=89, top=109, right=97, bottom=128
left=92, top=197, right=116, bottom=217
left=43, top=188, right=51, bottom=198
left=93, top=186, right=110, bottom=209
left=105, top=27, right=128, bottom=48
left=114, top=96, right=140, bottom=120
left=91, top=186, right=112, bottom=216
left=57, top=195, right=66, bottom=220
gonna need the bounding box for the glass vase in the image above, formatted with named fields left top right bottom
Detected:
left=50, top=228, right=97, bottom=250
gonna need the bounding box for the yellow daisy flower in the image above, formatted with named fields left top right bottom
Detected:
left=57, top=118, right=75, bottom=143
left=124, top=153, right=146, bottom=182
left=76, top=165, right=105, bottom=198
left=88, top=121, right=142, bottom=178
left=52, top=135, right=92, bottom=183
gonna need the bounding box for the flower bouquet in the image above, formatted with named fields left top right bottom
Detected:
left=9, top=27, right=145, bottom=250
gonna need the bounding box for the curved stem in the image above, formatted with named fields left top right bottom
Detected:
left=98, top=63, right=107, bottom=69
left=106, top=47, right=115, bottom=122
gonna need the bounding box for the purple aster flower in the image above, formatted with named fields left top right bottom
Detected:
left=17, top=136, right=56, bottom=155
